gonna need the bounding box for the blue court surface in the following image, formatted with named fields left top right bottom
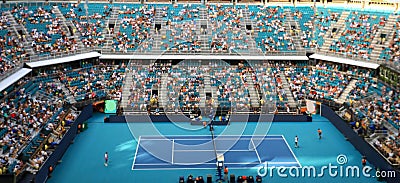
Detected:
left=132, top=135, right=300, bottom=170
left=49, top=114, right=383, bottom=183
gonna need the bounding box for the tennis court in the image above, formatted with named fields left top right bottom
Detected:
left=132, top=135, right=301, bottom=170
left=49, top=114, right=382, bottom=183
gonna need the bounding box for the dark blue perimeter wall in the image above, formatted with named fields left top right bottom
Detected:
left=320, top=104, right=400, bottom=183
left=33, top=104, right=93, bottom=183
left=107, top=114, right=312, bottom=124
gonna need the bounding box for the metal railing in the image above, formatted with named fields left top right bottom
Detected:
left=27, top=48, right=98, bottom=62
left=315, top=50, right=400, bottom=70
left=0, top=58, right=24, bottom=81
left=315, top=50, right=381, bottom=64
left=102, top=46, right=306, bottom=56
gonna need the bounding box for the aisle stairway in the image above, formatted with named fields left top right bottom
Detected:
left=198, top=7, right=211, bottom=53
left=246, top=78, right=260, bottom=108
left=241, top=8, right=259, bottom=54
left=104, top=6, right=120, bottom=51
left=36, top=88, right=54, bottom=102
left=284, top=9, right=304, bottom=52
left=53, top=79, right=77, bottom=104
left=370, top=15, right=397, bottom=61
left=159, top=73, right=170, bottom=112
left=152, top=7, right=164, bottom=51
left=121, top=68, right=133, bottom=109
left=279, top=74, right=297, bottom=108
left=4, top=11, right=35, bottom=58
left=53, top=6, right=85, bottom=51
left=204, top=75, right=218, bottom=108
left=320, top=11, right=350, bottom=53
left=199, top=81, right=206, bottom=109
left=337, top=79, right=357, bottom=104
left=53, top=7, right=71, bottom=37
left=243, top=7, right=258, bottom=40
left=381, top=15, right=397, bottom=46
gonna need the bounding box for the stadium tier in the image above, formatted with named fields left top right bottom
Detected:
left=0, top=1, right=399, bottom=183
left=0, top=2, right=397, bottom=61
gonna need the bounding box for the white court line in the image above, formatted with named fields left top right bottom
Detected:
left=139, top=135, right=284, bottom=140
left=133, top=165, right=301, bottom=171
left=171, top=139, right=174, bottom=164
left=132, top=135, right=298, bottom=171
left=134, top=165, right=261, bottom=171
left=139, top=135, right=283, bottom=137
left=131, top=136, right=141, bottom=170
left=281, top=135, right=302, bottom=167
left=251, top=138, right=262, bottom=164
left=173, top=149, right=256, bottom=152
left=140, top=138, right=285, bottom=141
left=134, top=161, right=300, bottom=166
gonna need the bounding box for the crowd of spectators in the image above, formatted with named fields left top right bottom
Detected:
left=250, top=6, right=294, bottom=52
left=0, top=11, right=27, bottom=78
left=329, top=11, right=387, bottom=60
left=11, top=4, right=79, bottom=56
left=113, top=5, right=154, bottom=53
left=0, top=57, right=18, bottom=78
left=162, top=20, right=201, bottom=52
left=25, top=110, right=78, bottom=174
left=0, top=2, right=399, bottom=176
left=127, top=62, right=268, bottom=113
left=0, top=13, right=28, bottom=63
left=166, top=66, right=204, bottom=113
left=285, top=63, right=350, bottom=102
left=253, top=62, right=290, bottom=112
left=159, top=4, right=202, bottom=52
left=163, top=68, right=180, bottom=113
left=0, top=4, right=399, bottom=63
left=59, top=3, right=111, bottom=48
left=0, top=78, right=64, bottom=175
left=208, top=5, right=249, bottom=53
left=128, top=64, right=163, bottom=112
left=0, top=59, right=130, bottom=175
left=38, top=81, right=66, bottom=100
left=161, top=4, right=200, bottom=22
left=127, top=61, right=367, bottom=114
left=351, top=83, right=400, bottom=165
left=0, top=3, right=399, bottom=78
left=295, top=7, right=341, bottom=49
left=209, top=64, right=261, bottom=112
left=58, top=64, right=126, bottom=102
left=374, top=136, right=400, bottom=165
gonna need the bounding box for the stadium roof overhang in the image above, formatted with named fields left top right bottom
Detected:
left=0, top=68, right=32, bottom=92
left=100, top=54, right=309, bottom=61
left=309, top=54, right=380, bottom=69
left=26, top=52, right=101, bottom=68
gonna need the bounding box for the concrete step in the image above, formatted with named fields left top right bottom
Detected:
left=337, top=79, right=357, bottom=104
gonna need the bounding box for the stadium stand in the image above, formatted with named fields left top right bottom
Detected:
left=11, top=3, right=78, bottom=56
left=58, top=3, right=111, bottom=48
left=113, top=4, right=154, bottom=53
left=250, top=6, right=294, bottom=52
